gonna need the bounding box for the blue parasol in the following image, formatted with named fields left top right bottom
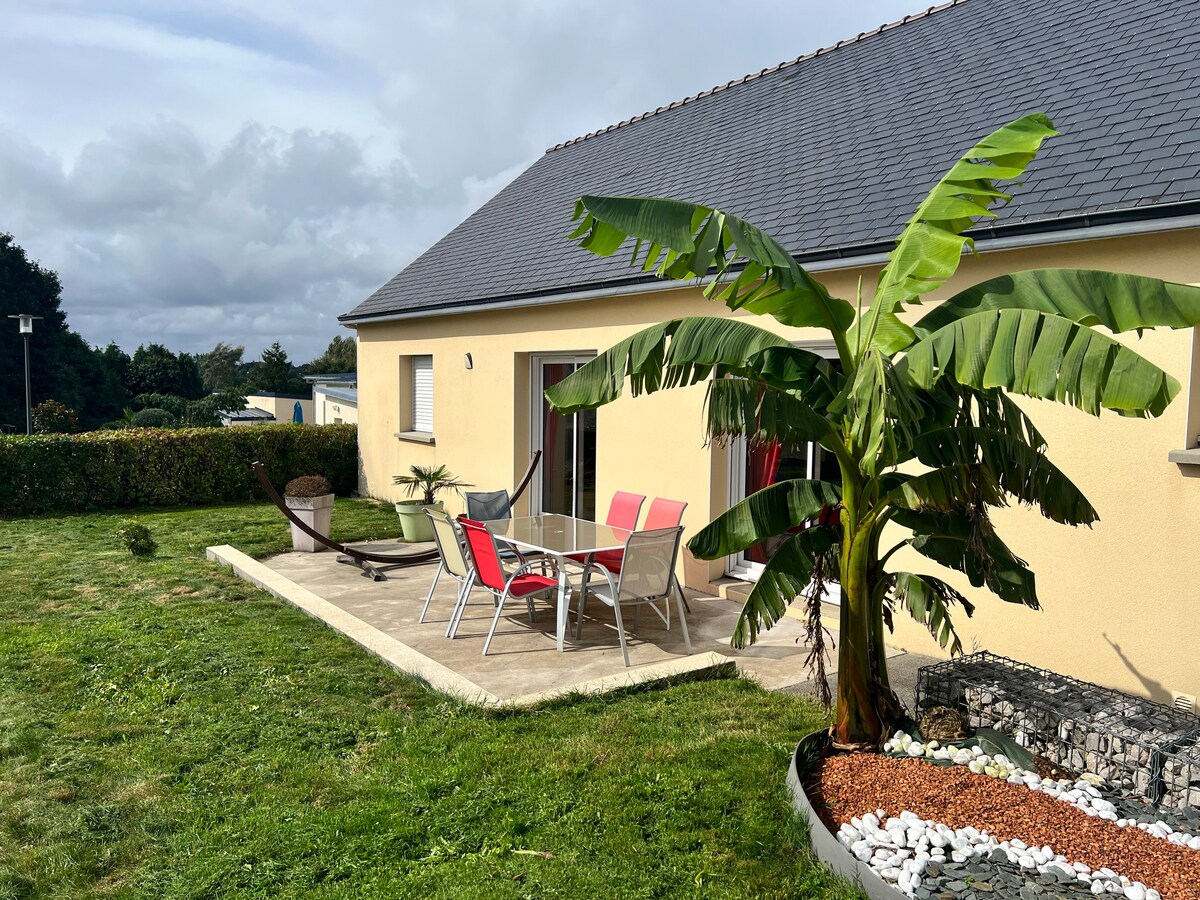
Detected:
left=293, top=401, right=303, bottom=423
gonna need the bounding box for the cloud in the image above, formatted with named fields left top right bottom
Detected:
left=0, top=121, right=446, bottom=357
left=0, top=0, right=921, bottom=360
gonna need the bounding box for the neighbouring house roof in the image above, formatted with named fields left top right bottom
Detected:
left=317, top=387, right=358, bottom=405
left=341, top=0, right=1200, bottom=324
left=304, top=372, right=357, bottom=385
left=220, top=407, right=275, bottom=421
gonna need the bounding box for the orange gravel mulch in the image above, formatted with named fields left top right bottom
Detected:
left=809, top=753, right=1200, bottom=900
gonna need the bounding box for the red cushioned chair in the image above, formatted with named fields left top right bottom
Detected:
left=582, top=496, right=691, bottom=614
left=459, top=517, right=561, bottom=657
left=565, top=491, right=645, bottom=569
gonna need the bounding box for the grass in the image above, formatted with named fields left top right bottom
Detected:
left=0, top=499, right=860, bottom=899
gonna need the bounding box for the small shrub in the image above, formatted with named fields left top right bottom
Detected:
left=117, top=521, right=157, bottom=557
left=284, top=475, right=332, bottom=498
left=32, top=399, right=79, bottom=434
left=131, top=408, right=177, bottom=428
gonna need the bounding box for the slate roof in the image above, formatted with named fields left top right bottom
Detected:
left=221, top=407, right=275, bottom=421
left=342, top=0, right=1200, bottom=323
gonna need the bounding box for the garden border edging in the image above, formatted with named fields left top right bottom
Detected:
left=787, top=732, right=906, bottom=900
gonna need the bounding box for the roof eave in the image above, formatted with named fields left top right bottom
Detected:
left=339, top=202, right=1200, bottom=327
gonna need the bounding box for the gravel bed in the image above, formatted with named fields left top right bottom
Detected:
left=811, top=754, right=1200, bottom=899
left=917, top=852, right=1098, bottom=899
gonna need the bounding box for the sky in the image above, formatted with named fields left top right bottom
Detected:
left=1, top=0, right=921, bottom=362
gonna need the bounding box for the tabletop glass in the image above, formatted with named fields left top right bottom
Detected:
left=481, top=514, right=629, bottom=555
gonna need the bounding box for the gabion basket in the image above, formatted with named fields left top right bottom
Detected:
left=915, top=651, right=1200, bottom=809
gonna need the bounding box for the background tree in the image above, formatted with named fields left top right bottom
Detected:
left=0, top=234, right=77, bottom=427
left=544, top=113, right=1200, bottom=748
left=304, top=335, right=357, bottom=374
left=246, top=342, right=306, bottom=394
left=89, top=342, right=132, bottom=424
left=32, top=399, right=78, bottom=433
left=124, top=344, right=206, bottom=399
left=197, top=342, right=245, bottom=392
left=176, top=353, right=206, bottom=400
left=127, top=344, right=184, bottom=397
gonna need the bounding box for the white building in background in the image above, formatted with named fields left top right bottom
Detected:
left=219, top=392, right=315, bottom=426
left=305, top=373, right=357, bottom=425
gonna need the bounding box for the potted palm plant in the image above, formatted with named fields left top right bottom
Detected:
left=393, top=464, right=472, bottom=541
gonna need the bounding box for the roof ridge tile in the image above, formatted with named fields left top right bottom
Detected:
left=545, top=0, right=968, bottom=153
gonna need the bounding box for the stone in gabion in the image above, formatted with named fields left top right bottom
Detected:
left=915, top=653, right=1200, bottom=811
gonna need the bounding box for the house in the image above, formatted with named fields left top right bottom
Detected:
left=305, top=372, right=358, bottom=425
left=219, top=405, right=276, bottom=427
left=338, top=0, right=1200, bottom=705
left=219, top=392, right=315, bottom=426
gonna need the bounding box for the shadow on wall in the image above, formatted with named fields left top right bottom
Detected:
left=1103, top=634, right=1172, bottom=705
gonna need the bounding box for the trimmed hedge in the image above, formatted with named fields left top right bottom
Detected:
left=0, top=424, right=358, bottom=516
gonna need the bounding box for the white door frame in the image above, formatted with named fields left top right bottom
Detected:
left=725, top=341, right=841, bottom=602
left=530, top=354, right=595, bottom=517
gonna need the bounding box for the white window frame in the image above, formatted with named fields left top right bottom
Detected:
left=726, top=341, right=841, bottom=604
left=530, top=354, right=595, bottom=517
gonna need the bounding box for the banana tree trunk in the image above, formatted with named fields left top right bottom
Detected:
left=834, top=527, right=887, bottom=747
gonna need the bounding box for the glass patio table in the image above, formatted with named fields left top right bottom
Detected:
left=482, top=514, right=630, bottom=652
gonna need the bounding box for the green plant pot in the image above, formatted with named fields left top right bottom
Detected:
left=395, top=499, right=443, bottom=542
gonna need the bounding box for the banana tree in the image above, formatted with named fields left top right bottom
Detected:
left=543, top=113, right=1200, bottom=748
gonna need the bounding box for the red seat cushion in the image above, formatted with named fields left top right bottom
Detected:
left=589, top=549, right=625, bottom=573
left=507, top=573, right=558, bottom=597
left=565, top=549, right=625, bottom=572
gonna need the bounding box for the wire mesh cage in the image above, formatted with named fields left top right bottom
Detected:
left=915, top=651, right=1200, bottom=809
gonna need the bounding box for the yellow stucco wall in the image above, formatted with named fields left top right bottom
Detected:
left=351, top=228, right=1200, bottom=704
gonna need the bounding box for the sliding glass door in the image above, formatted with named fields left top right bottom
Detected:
left=531, top=356, right=596, bottom=519
left=726, top=346, right=842, bottom=599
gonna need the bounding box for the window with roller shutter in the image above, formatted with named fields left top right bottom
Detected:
left=411, top=355, right=433, bottom=433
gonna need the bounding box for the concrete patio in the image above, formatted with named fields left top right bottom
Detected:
left=208, top=539, right=910, bottom=707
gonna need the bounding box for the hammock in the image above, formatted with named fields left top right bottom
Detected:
left=252, top=451, right=542, bottom=582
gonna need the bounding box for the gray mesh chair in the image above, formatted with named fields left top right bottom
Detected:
left=423, top=510, right=477, bottom=636
left=465, top=488, right=550, bottom=569
left=465, top=489, right=511, bottom=520
left=573, top=526, right=691, bottom=667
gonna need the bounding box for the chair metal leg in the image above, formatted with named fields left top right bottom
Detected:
left=419, top=561, right=444, bottom=623
left=482, top=587, right=512, bottom=657
left=611, top=599, right=631, bottom=667
left=444, top=577, right=468, bottom=638
left=575, top=571, right=591, bottom=640
left=672, top=575, right=691, bottom=614
left=448, top=572, right=477, bottom=639
left=673, top=584, right=692, bottom=654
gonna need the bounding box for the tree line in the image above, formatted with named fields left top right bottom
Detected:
left=0, top=233, right=356, bottom=432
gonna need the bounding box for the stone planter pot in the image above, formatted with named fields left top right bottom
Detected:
left=285, top=493, right=335, bottom=552
left=788, top=730, right=904, bottom=900
left=395, top=499, right=443, bottom=542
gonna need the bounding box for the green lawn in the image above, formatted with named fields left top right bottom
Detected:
left=0, top=500, right=858, bottom=899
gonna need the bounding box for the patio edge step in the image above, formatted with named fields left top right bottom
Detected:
left=206, top=544, right=500, bottom=705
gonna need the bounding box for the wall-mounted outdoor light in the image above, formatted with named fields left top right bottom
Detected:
left=7, top=314, right=42, bottom=435
left=464, top=352, right=473, bottom=370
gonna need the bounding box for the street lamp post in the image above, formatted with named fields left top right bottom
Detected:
left=8, top=314, right=42, bottom=435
